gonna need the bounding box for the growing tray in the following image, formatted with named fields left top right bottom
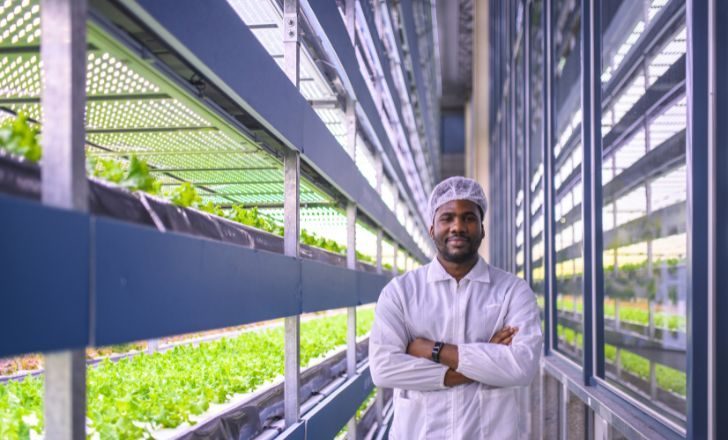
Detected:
left=0, top=153, right=378, bottom=272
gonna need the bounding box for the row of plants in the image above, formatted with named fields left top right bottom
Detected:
left=0, top=114, right=406, bottom=267
left=534, top=258, right=684, bottom=283
left=555, top=296, right=686, bottom=332
left=557, top=324, right=686, bottom=397
left=0, top=309, right=375, bottom=439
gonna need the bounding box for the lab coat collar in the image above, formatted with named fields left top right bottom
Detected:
left=426, top=255, right=491, bottom=284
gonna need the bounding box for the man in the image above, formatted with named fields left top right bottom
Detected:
left=369, top=176, right=542, bottom=439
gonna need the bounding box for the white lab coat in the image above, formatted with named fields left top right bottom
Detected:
left=369, top=257, right=542, bottom=439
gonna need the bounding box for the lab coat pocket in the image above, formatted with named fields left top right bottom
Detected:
left=479, top=386, right=522, bottom=439
left=390, top=390, right=426, bottom=439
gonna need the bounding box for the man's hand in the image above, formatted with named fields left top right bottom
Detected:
left=490, top=325, right=518, bottom=345
left=444, top=369, right=473, bottom=387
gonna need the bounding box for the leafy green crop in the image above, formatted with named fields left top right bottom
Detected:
left=88, top=154, right=161, bottom=195
left=167, top=182, right=201, bottom=208
left=226, top=205, right=283, bottom=236
left=301, top=230, right=345, bottom=254
left=0, top=114, right=42, bottom=162
left=0, top=309, right=375, bottom=438
left=0, top=115, right=381, bottom=265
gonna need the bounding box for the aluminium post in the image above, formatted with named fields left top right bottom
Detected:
left=346, top=201, right=358, bottom=440
left=41, top=0, right=88, bottom=439
left=283, top=0, right=301, bottom=428
left=344, top=5, right=358, bottom=433
left=374, top=226, right=384, bottom=426
left=580, top=0, right=604, bottom=384
left=523, top=0, right=532, bottom=287
left=543, top=0, right=556, bottom=355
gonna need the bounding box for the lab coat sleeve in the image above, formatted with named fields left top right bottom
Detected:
left=456, top=280, right=543, bottom=387
left=369, top=282, right=449, bottom=391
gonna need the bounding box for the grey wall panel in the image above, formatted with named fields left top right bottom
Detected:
left=301, top=259, right=358, bottom=313
left=94, top=217, right=301, bottom=345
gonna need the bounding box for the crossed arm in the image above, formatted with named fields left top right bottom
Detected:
left=369, top=281, right=542, bottom=391
left=405, top=326, right=518, bottom=387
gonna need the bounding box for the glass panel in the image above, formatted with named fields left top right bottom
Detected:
left=600, top=0, right=686, bottom=426
left=552, top=0, right=583, bottom=364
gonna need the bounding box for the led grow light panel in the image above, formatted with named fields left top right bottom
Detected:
left=155, top=168, right=284, bottom=185
left=264, top=204, right=348, bottom=245
left=0, top=0, right=39, bottom=49
left=86, top=52, right=160, bottom=96
left=0, top=1, right=344, bottom=215
left=86, top=130, right=258, bottom=156
left=200, top=176, right=330, bottom=206
left=0, top=53, right=39, bottom=98
left=129, top=150, right=279, bottom=172
left=208, top=189, right=325, bottom=206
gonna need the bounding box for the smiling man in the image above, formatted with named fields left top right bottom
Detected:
left=369, top=176, right=543, bottom=439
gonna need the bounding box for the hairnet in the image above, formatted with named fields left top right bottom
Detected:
left=428, top=176, right=488, bottom=224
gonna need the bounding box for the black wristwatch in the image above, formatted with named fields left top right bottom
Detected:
left=431, top=341, right=445, bottom=363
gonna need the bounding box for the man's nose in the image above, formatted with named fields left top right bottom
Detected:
left=450, top=216, right=466, bottom=232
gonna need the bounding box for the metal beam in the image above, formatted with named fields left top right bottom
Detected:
left=712, top=1, right=728, bottom=438
left=581, top=0, right=605, bottom=384
left=41, top=0, right=88, bottom=438
left=283, top=0, right=301, bottom=428
left=543, top=0, right=556, bottom=355
left=686, top=0, right=710, bottom=438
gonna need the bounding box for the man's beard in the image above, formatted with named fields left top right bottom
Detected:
left=436, top=235, right=482, bottom=264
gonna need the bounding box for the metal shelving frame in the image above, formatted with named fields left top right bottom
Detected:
left=0, top=0, right=443, bottom=437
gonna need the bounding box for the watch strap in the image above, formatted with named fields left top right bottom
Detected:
left=432, top=341, right=444, bottom=363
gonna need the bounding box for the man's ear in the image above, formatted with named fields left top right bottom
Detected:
left=429, top=225, right=434, bottom=239
left=480, top=223, right=485, bottom=239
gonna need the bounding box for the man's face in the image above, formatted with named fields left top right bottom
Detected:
left=429, top=199, right=484, bottom=264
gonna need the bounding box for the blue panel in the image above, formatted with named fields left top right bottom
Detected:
left=686, top=0, right=710, bottom=438
left=357, top=272, right=390, bottom=305
left=130, top=0, right=304, bottom=151
left=304, top=368, right=374, bottom=440
left=301, top=260, right=357, bottom=313
left=0, top=195, right=89, bottom=357
left=278, top=421, right=305, bottom=440
left=716, top=2, right=728, bottom=437
left=94, top=218, right=300, bottom=345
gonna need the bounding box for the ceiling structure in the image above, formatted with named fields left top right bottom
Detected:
left=436, top=0, right=474, bottom=110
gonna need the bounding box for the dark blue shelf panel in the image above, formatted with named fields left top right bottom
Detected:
left=357, top=271, right=390, bottom=305
left=93, top=217, right=301, bottom=346
left=301, top=259, right=357, bottom=313
left=0, top=195, right=90, bottom=358
left=1, top=195, right=392, bottom=352
left=304, top=366, right=374, bottom=439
